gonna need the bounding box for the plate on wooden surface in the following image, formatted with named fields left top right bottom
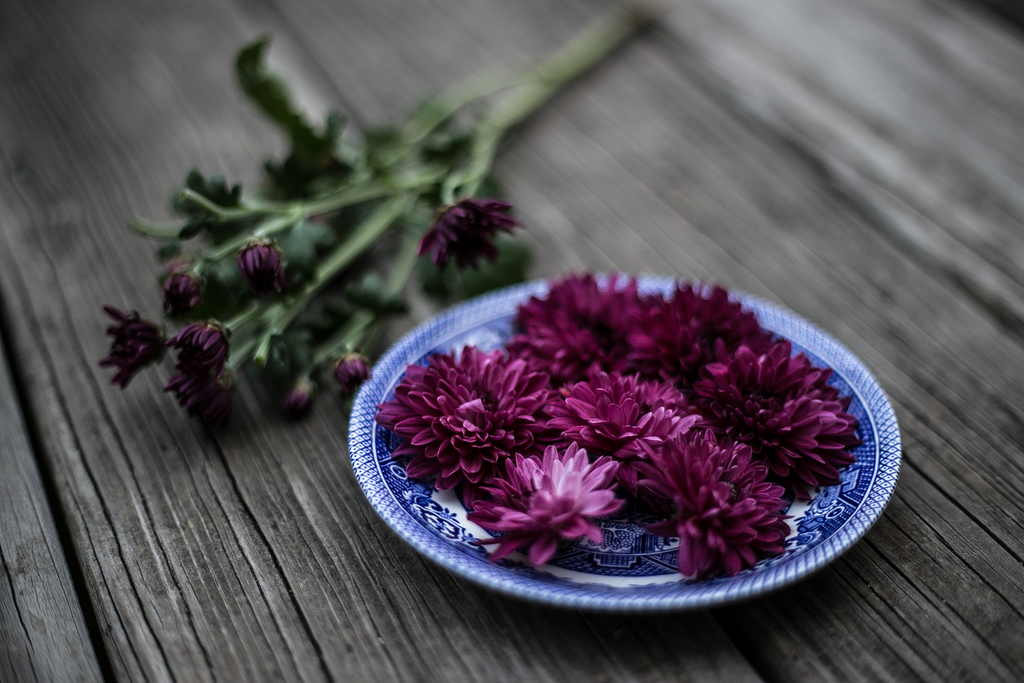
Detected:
left=348, top=276, right=901, bottom=610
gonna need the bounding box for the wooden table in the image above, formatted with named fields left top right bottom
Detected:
left=3, top=0, right=1024, bottom=680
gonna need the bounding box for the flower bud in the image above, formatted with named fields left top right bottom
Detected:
left=334, top=353, right=371, bottom=396
left=166, top=321, right=229, bottom=378
left=98, top=306, right=165, bottom=388
left=283, top=377, right=315, bottom=419
left=163, top=269, right=203, bottom=317
left=238, top=238, right=286, bottom=296
left=165, top=369, right=234, bottom=427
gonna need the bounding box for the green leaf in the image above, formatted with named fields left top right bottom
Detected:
left=344, top=272, right=408, bottom=316
left=236, top=38, right=330, bottom=160
left=263, top=328, right=314, bottom=389
left=458, top=236, right=531, bottom=297
left=236, top=38, right=354, bottom=199
left=280, top=218, right=334, bottom=278
left=419, top=236, right=531, bottom=300
left=172, top=169, right=242, bottom=216
left=364, top=125, right=407, bottom=172
left=178, top=217, right=214, bottom=239
left=155, top=241, right=182, bottom=261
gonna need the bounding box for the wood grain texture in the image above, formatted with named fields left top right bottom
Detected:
left=259, top=0, right=1024, bottom=679
left=665, top=0, right=1024, bottom=335
left=0, top=329, right=103, bottom=683
left=0, top=0, right=761, bottom=681
left=2, top=0, right=1024, bottom=680
left=967, top=0, right=1024, bottom=29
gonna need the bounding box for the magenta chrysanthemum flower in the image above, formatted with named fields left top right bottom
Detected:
left=163, top=269, right=203, bottom=317
left=547, top=372, right=699, bottom=495
left=166, top=321, right=229, bottom=378
left=417, top=198, right=521, bottom=270
left=98, top=306, right=165, bottom=388
left=335, top=353, right=371, bottom=396
left=468, top=442, right=623, bottom=565
left=376, top=347, right=554, bottom=507
left=506, top=274, right=648, bottom=386
left=694, top=341, right=860, bottom=498
left=238, top=238, right=287, bottom=296
left=629, top=283, right=772, bottom=387
left=165, top=369, right=234, bottom=427
left=638, top=433, right=790, bottom=579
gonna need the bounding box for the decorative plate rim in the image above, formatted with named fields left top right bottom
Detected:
left=348, top=276, right=901, bottom=611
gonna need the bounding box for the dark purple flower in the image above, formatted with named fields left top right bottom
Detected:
left=165, top=370, right=234, bottom=427
left=98, top=306, right=165, bottom=388
left=417, top=198, right=521, bottom=270
left=506, top=274, right=649, bottom=386
left=694, top=341, right=860, bottom=498
left=335, top=353, right=371, bottom=396
left=638, top=432, right=790, bottom=579
left=547, top=372, right=699, bottom=495
left=376, top=347, right=555, bottom=508
left=283, top=378, right=315, bottom=419
left=468, top=442, right=623, bottom=565
left=238, top=238, right=286, bottom=296
left=629, top=283, right=772, bottom=387
left=166, top=321, right=229, bottom=378
left=163, top=269, right=203, bottom=317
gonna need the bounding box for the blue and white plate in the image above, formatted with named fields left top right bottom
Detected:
left=348, top=276, right=901, bottom=610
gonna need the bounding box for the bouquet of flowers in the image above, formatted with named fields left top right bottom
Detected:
left=376, top=274, right=862, bottom=578
left=99, top=7, right=654, bottom=424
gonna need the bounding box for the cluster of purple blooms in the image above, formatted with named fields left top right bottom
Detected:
left=377, top=274, right=861, bottom=579
left=99, top=234, right=372, bottom=425
left=99, top=199, right=514, bottom=425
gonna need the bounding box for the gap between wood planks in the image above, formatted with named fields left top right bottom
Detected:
left=0, top=312, right=106, bottom=682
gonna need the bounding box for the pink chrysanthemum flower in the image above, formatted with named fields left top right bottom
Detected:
left=693, top=341, right=860, bottom=499
left=629, top=283, right=772, bottom=387
left=506, top=274, right=648, bottom=386
left=468, top=442, right=624, bottom=565
left=547, top=372, right=699, bottom=496
left=376, top=347, right=554, bottom=507
left=638, top=433, right=790, bottom=579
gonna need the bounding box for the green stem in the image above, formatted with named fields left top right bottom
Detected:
left=223, top=302, right=263, bottom=331
left=178, top=189, right=264, bottom=219
left=130, top=217, right=184, bottom=239
left=310, top=311, right=374, bottom=366
left=227, top=335, right=260, bottom=371
left=385, top=229, right=422, bottom=298
left=301, top=180, right=394, bottom=215
left=313, top=195, right=412, bottom=283
left=403, top=65, right=528, bottom=145
left=200, top=211, right=301, bottom=265
left=308, top=229, right=421, bottom=368
left=448, top=3, right=656, bottom=198
left=251, top=195, right=412, bottom=366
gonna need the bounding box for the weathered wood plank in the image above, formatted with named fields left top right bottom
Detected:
left=4, top=0, right=1024, bottom=679
left=664, top=0, right=1024, bottom=335
left=966, top=0, right=1024, bottom=30
left=0, top=329, right=103, bottom=682
left=0, top=0, right=764, bottom=681
left=256, top=0, right=1024, bottom=678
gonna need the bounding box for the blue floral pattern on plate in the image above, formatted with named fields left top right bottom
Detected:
left=348, top=276, right=901, bottom=610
